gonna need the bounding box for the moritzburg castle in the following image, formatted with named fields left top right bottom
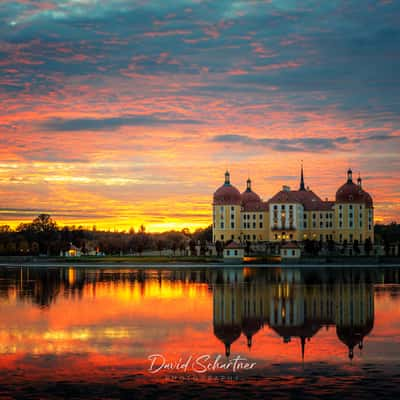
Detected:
left=212, top=167, right=374, bottom=245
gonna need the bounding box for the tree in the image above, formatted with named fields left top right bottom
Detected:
left=245, top=240, right=251, bottom=256
left=156, top=239, right=165, bottom=256
left=215, top=240, right=223, bottom=257
left=31, top=214, right=58, bottom=233
left=189, top=239, right=196, bottom=256
left=364, top=237, right=373, bottom=256
left=353, top=240, right=360, bottom=256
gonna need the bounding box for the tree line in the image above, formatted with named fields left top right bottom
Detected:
left=0, top=214, right=212, bottom=256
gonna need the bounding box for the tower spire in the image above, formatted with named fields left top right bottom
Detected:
left=246, top=177, right=251, bottom=192
left=347, top=168, right=353, bottom=183
left=299, top=161, right=305, bottom=191
left=224, top=170, right=230, bottom=185
left=357, top=173, right=362, bottom=188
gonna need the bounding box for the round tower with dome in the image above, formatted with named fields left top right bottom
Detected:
left=335, top=169, right=374, bottom=245
left=213, top=171, right=243, bottom=243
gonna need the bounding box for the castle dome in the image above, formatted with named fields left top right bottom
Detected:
left=362, top=191, right=373, bottom=207
left=213, top=171, right=241, bottom=205
left=241, top=178, right=261, bottom=205
left=336, top=169, right=365, bottom=203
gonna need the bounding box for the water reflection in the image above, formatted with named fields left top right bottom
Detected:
left=0, top=266, right=399, bottom=364
left=213, top=269, right=375, bottom=360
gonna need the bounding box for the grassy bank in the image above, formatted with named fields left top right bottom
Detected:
left=0, top=255, right=223, bottom=264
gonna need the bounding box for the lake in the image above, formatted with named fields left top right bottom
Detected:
left=0, top=265, right=400, bottom=399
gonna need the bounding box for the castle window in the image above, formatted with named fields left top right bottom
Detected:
left=312, top=213, right=316, bottom=219
left=231, top=206, right=235, bottom=211
left=289, top=234, right=293, bottom=239
left=289, top=205, right=293, bottom=209
left=220, top=222, right=224, bottom=229
left=303, top=214, right=307, bottom=220
left=274, top=205, right=278, bottom=210
left=339, top=221, right=343, bottom=228
left=320, top=213, right=323, bottom=219
left=253, top=222, right=256, bottom=229
left=274, top=234, right=278, bottom=240
left=349, top=221, right=353, bottom=228
left=220, top=206, right=224, bottom=213
left=259, top=222, right=263, bottom=229
left=349, top=204, right=353, bottom=210
left=259, top=214, right=263, bottom=219
left=253, top=214, right=256, bottom=220
left=304, top=222, right=307, bottom=228
left=231, top=222, right=235, bottom=228
left=231, top=214, right=234, bottom=220
left=221, top=234, right=224, bottom=240
left=320, top=222, right=323, bottom=228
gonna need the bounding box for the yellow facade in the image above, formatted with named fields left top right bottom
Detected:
left=212, top=169, right=374, bottom=245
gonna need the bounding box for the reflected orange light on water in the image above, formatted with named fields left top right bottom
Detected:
left=0, top=267, right=400, bottom=385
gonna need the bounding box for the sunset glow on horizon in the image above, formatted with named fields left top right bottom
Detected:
left=1, top=0, right=399, bottom=232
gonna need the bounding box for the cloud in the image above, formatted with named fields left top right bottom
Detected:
left=211, top=134, right=352, bottom=152
left=211, top=133, right=400, bottom=152
left=39, top=114, right=202, bottom=131
left=1, top=0, right=400, bottom=226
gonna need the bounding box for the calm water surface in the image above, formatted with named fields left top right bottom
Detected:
left=1, top=265, right=400, bottom=399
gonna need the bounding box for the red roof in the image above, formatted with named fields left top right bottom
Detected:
left=336, top=183, right=373, bottom=206
left=281, top=242, right=300, bottom=249
left=243, top=201, right=269, bottom=212
left=241, top=189, right=261, bottom=205
left=267, top=189, right=334, bottom=211
left=213, top=184, right=241, bottom=205
left=225, top=241, right=243, bottom=249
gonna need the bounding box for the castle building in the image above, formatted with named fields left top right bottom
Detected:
left=212, top=167, right=374, bottom=244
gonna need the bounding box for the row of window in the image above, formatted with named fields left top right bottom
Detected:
left=243, top=222, right=264, bottom=229
left=243, top=214, right=263, bottom=220
left=273, top=205, right=294, bottom=210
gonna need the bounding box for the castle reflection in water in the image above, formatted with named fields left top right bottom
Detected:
left=1, top=266, right=400, bottom=361
left=213, top=268, right=375, bottom=360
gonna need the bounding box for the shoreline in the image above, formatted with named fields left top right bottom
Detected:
left=0, top=255, right=398, bottom=268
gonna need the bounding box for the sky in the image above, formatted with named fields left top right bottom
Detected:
left=0, top=0, right=399, bottom=231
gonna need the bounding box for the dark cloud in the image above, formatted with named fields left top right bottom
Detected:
left=211, top=133, right=399, bottom=152
left=39, top=114, right=202, bottom=131
left=211, top=134, right=347, bottom=152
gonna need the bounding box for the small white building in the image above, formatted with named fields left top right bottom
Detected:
left=280, top=242, right=301, bottom=259
left=223, top=242, right=244, bottom=262
left=63, top=243, right=81, bottom=257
